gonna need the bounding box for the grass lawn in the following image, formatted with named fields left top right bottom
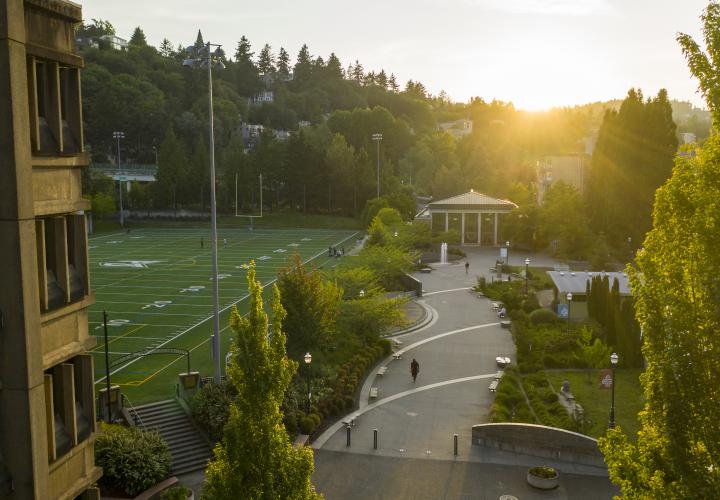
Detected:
left=546, top=369, right=645, bottom=439
left=89, top=226, right=359, bottom=405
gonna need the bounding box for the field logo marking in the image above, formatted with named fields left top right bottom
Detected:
left=142, top=300, right=173, bottom=309
left=258, top=256, right=271, bottom=261
left=130, top=236, right=145, bottom=239
left=301, top=238, right=312, bottom=241
left=273, top=248, right=287, bottom=253
left=106, top=240, right=123, bottom=244
left=288, top=243, right=300, bottom=247
left=99, top=260, right=163, bottom=269
left=94, top=318, right=130, bottom=330
left=180, top=285, right=205, bottom=293
left=210, top=273, right=232, bottom=281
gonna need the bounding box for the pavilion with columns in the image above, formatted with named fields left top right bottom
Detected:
left=420, top=190, right=518, bottom=246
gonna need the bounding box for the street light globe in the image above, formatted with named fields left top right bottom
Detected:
left=525, top=257, right=530, bottom=265
left=610, top=352, right=619, bottom=366
left=359, top=289, right=365, bottom=298
left=506, top=241, right=510, bottom=247
left=566, top=292, right=573, bottom=302
left=304, top=352, right=312, bottom=365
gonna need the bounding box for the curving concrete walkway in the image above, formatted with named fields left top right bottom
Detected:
left=312, top=247, right=619, bottom=499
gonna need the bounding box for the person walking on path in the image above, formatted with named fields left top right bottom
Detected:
left=465, top=261, right=470, bottom=275
left=410, top=358, right=420, bottom=383
left=201, top=237, right=204, bottom=249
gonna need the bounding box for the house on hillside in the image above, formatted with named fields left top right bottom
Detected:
left=546, top=270, right=631, bottom=321
left=438, top=119, right=473, bottom=139
left=416, top=190, right=517, bottom=246
left=99, top=34, right=128, bottom=51
left=250, top=90, right=274, bottom=105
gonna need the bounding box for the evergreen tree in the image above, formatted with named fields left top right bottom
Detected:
left=156, top=127, right=188, bottom=210
left=187, top=135, right=209, bottom=210
left=257, top=43, right=275, bottom=75
left=159, top=38, right=174, bottom=57
left=376, top=69, right=388, bottom=89
left=234, top=36, right=254, bottom=63
left=364, top=71, right=376, bottom=86
left=129, top=27, right=147, bottom=47
left=351, top=60, right=364, bottom=83
left=293, top=44, right=313, bottom=84
left=587, top=88, right=677, bottom=249
left=326, top=53, right=343, bottom=81
left=277, top=47, right=291, bottom=78
left=203, top=264, right=321, bottom=499
left=388, top=73, right=399, bottom=93
left=194, top=29, right=204, bottom=49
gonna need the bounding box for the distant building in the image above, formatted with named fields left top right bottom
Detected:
left=438, top=119, right=473, bottom=139
left=260, top=72, right=293, bottom=87
left=547, top=271, right=631, bottom=321
left=273, top=130, right=291, bottom=141
left=99, top=34, right=128, bottom=51
left=298, top=120, right=311, bottom=128
left=251, top=90, right=274, bottom=105
left=241, top=123, right=264, bottom=139
left=680, top=132, right=697, bottom=144
left=537, top=154, right=586, bottom=204
left=75, top=35, right=98, bottom=49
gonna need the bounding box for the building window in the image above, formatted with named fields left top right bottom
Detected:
left=36, top=215, right=89, bottom=312
left=44, top=355, right=95, bottom=462
left=27, top=57, right=83, bottom=155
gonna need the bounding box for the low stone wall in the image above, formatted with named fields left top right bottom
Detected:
left=399, top=273, right=423, bottom=297
left=471, top=423, right=606, bottom=467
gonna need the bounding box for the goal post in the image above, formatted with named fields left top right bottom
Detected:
left=235, top=173, right=263, bottom=227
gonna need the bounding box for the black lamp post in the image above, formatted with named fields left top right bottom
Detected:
left=505, top=240, right=511, bottom=266
left=304, top=352, right=312, bottom=414
left=525, top=257, right=530, bottom=294
left=609, top=352, right=619, bottom=429
left=566, top=292, right=573, bottom=334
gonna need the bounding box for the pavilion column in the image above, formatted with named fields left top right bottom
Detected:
left=493, top=212, right=498, bottom=246
left=478, top=213, right=482, bottom=246
left=445, top=212, right=448, bottom=232
left=461, top=213, right=465, bottom=245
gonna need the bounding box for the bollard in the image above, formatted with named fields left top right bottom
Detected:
left=373, top=428, right=378, bottom=450
left=453, top=434, right=458, bottom=456
left=346, top=426, right=351, bottom=447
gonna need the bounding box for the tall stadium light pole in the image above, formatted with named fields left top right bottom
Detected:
left=184, top=42, right=225, bottom=384
left=113, top=131, right=125, bottom=226
left=372, top=133, right=382, bottom=198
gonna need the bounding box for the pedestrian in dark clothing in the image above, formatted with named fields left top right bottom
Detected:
left=329, top=246, right=333, bottom=257
left=465, top=261, right=470, bottom=274
left=410, top=358, right=420, bottom=383
left=201, top=237, right=204, bottom=248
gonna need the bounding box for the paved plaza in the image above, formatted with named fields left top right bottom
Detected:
left=312, top=247, right=620, bottom=499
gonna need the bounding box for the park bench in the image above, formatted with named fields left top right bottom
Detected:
left=369, top=387, right=379, bottom=399
left=500, top=320, right=511, bottom=329
left=495, top=356, right=511, bottom=367
left=392, top=353, right=402, bottom=360
left=377, top=366, right=387, bottom=376
left=495, top=371, right=503, bottom=380
left=489, top=380, right=500, bottom=392
left=392, top=339, right=403, bottom=348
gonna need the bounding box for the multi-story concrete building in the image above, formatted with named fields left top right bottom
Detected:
left=0, top=0, right=101, bottom=498
left=536, top=154, right=586, bottom=204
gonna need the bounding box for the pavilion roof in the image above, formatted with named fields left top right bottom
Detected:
left=428, top=191, right=518, bottom=211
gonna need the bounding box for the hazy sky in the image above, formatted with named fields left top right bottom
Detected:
left=84, top=0, right=710, bottom=110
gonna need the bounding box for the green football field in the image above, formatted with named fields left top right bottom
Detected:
left=88, top=226, right=359, bottom=405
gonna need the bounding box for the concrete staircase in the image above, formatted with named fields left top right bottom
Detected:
left=134, top=399, right=213, bottom=475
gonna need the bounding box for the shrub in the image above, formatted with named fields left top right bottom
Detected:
left=529, top=466, right=558, bottom=479
left=309, top=413, right=321, bottom=427
left=447, top=246, right=466, bottom=257
left=299, top=416, right=316, bottom=435
left=283, top=413, right=298, bottom=434
left=529, top=308, right=558, bottom=325
left=95, top=423, right=171, bottom=497
left=190, top=382, right=233, bottom=441
left=160, top=485, right=192, bottom=500
left=521, top=296, right=540, bottom=313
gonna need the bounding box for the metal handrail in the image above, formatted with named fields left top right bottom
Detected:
left=121, top=393, right=145, bottom=428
